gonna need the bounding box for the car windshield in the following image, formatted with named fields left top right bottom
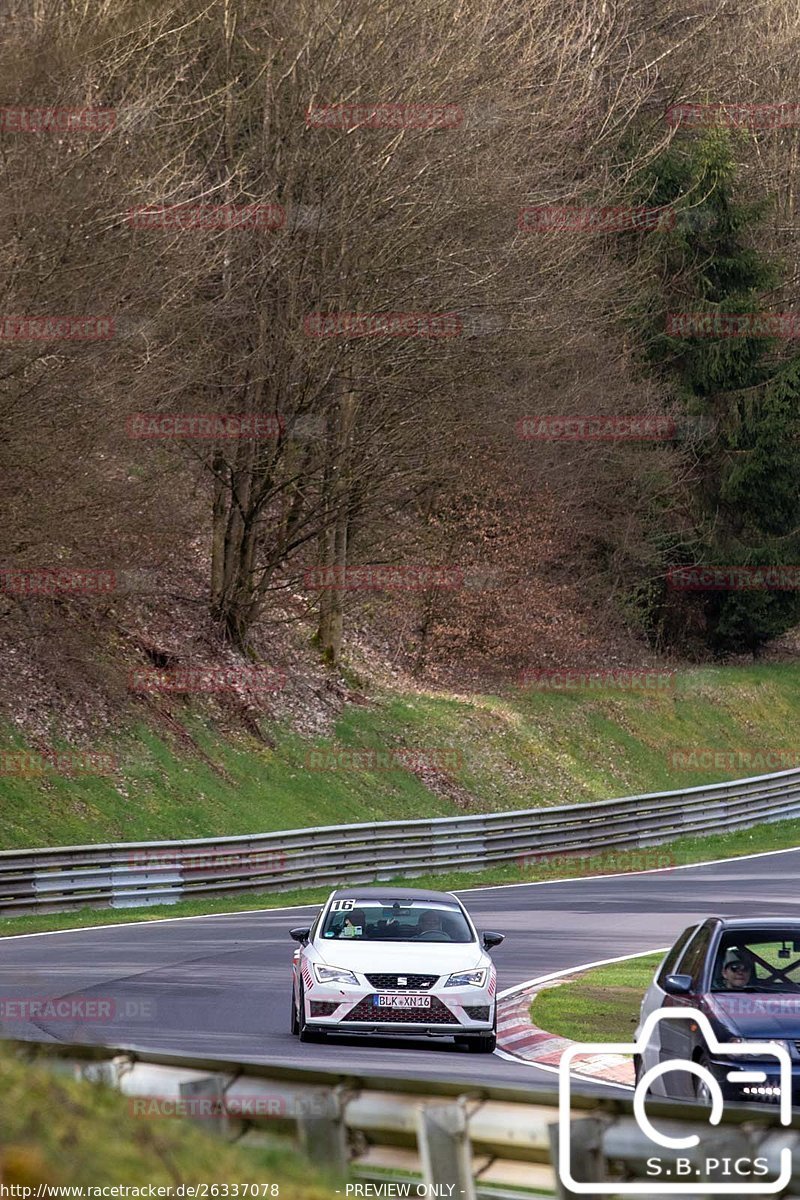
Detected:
left=319, top=899, right=474, bottom=943
left=711, top=930, right=800, bottom=992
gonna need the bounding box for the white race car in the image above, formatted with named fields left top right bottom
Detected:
left=290, top=887, right=504, bottom=1052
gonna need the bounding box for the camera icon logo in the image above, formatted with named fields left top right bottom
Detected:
left=558, top=1008, right=793, bottom=1194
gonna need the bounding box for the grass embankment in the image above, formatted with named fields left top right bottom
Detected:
left=530, top=953, right=664, bottom=1043
left=0, top=1044, right=338, bottom=1193
left=3, top=816, right=800, bottom=938
left=3, top=663, right=800, bottom=849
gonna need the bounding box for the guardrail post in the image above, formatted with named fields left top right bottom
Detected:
left=548, top=1118, right=606, bottom=1200
left=296, top=1084, right=350, bottom=1172
left=179, top=1075, right=230, bottom=1136
left=416, top=1099, right=476, bottom=1200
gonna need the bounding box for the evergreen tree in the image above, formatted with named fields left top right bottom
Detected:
left=638, top=131, right=800, bottom=654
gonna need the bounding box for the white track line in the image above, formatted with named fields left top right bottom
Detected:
left=494, top=946, right=671, bottom=1087
left=496, top=946, right=671, bottom=1001
left=0, top=899, right=321, bottom=942
left=457, top=841, right=800, bottom=895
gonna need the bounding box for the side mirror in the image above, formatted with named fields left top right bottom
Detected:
left=663, top=973, right=693, bottom=996
left=290, top=927, right=311, bottom=944
left=482, top=931, right=505, bottom=950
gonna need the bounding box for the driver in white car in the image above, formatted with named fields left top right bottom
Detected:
left=341, top=909, right=367, bottom=937
left=417, top=910, right=443, bottom=935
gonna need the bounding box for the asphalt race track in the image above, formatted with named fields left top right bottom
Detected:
left=1, top=847, right=799, bottom=1092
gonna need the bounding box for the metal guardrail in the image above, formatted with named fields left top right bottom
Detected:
left=2, top=765, right=800, bottom=916
left=11, top=1037, right=800, bottom=1199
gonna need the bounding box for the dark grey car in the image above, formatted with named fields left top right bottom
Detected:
left=634, top=917, right=800, bottom=1106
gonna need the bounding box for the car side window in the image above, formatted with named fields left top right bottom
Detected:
left=657, top=925, right=698, bottom=987
left=675, top=925, right=712, bottom=988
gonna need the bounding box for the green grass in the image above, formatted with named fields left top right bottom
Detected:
left=2, top=812, right=799, bottom=939
left=3, top=663, right=800, bottom=849
left=530, top=953, right=664, bottom=1043
left=0, top=1043, right=340, bottom=1192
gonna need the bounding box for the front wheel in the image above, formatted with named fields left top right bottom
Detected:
left=693, top=1054, right=714, bottom=1107
left=463, top=1005, right=497, bottom=1053
left=290, top=980, right=299, bottom=1035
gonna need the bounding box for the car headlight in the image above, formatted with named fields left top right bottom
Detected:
left=313, top=963, right=359, bottom=986
left=728, top=1037, right=792, bottom=1060
left=445, top=968, right=487, bottom=988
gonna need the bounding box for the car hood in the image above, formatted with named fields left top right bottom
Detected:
left=705, top=992, right=800, bottom=1039
left=313, top=939, right=485, bottom=974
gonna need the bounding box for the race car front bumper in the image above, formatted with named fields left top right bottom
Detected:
left=302, top=977, right=495, bottom=1037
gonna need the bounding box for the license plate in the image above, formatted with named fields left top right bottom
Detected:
left=373, top=994, right=431, bottom=1008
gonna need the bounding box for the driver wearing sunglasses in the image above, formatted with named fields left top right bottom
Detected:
left=720, top=947, right=755, bottom=989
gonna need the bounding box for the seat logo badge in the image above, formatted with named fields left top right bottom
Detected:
left=398, top=976, right=407, bottom=986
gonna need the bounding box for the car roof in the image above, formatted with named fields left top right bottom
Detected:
left=705, top=917, right=800, bottom=930
left=328, top=887, right=461, bottom=903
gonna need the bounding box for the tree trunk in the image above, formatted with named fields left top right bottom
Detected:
left=316, top=382, right=356, bottom=664
left=317, top=509, right=348, bottom=664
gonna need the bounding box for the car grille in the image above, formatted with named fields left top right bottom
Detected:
left=344, top=997, right=459, bottom=1024
left=365, top=973, right=438, bottom=991
left=463, top=1005, right=490, bottom=1020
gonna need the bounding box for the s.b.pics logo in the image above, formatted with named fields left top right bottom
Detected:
left=558, top=1009, right=793, bottom=1194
